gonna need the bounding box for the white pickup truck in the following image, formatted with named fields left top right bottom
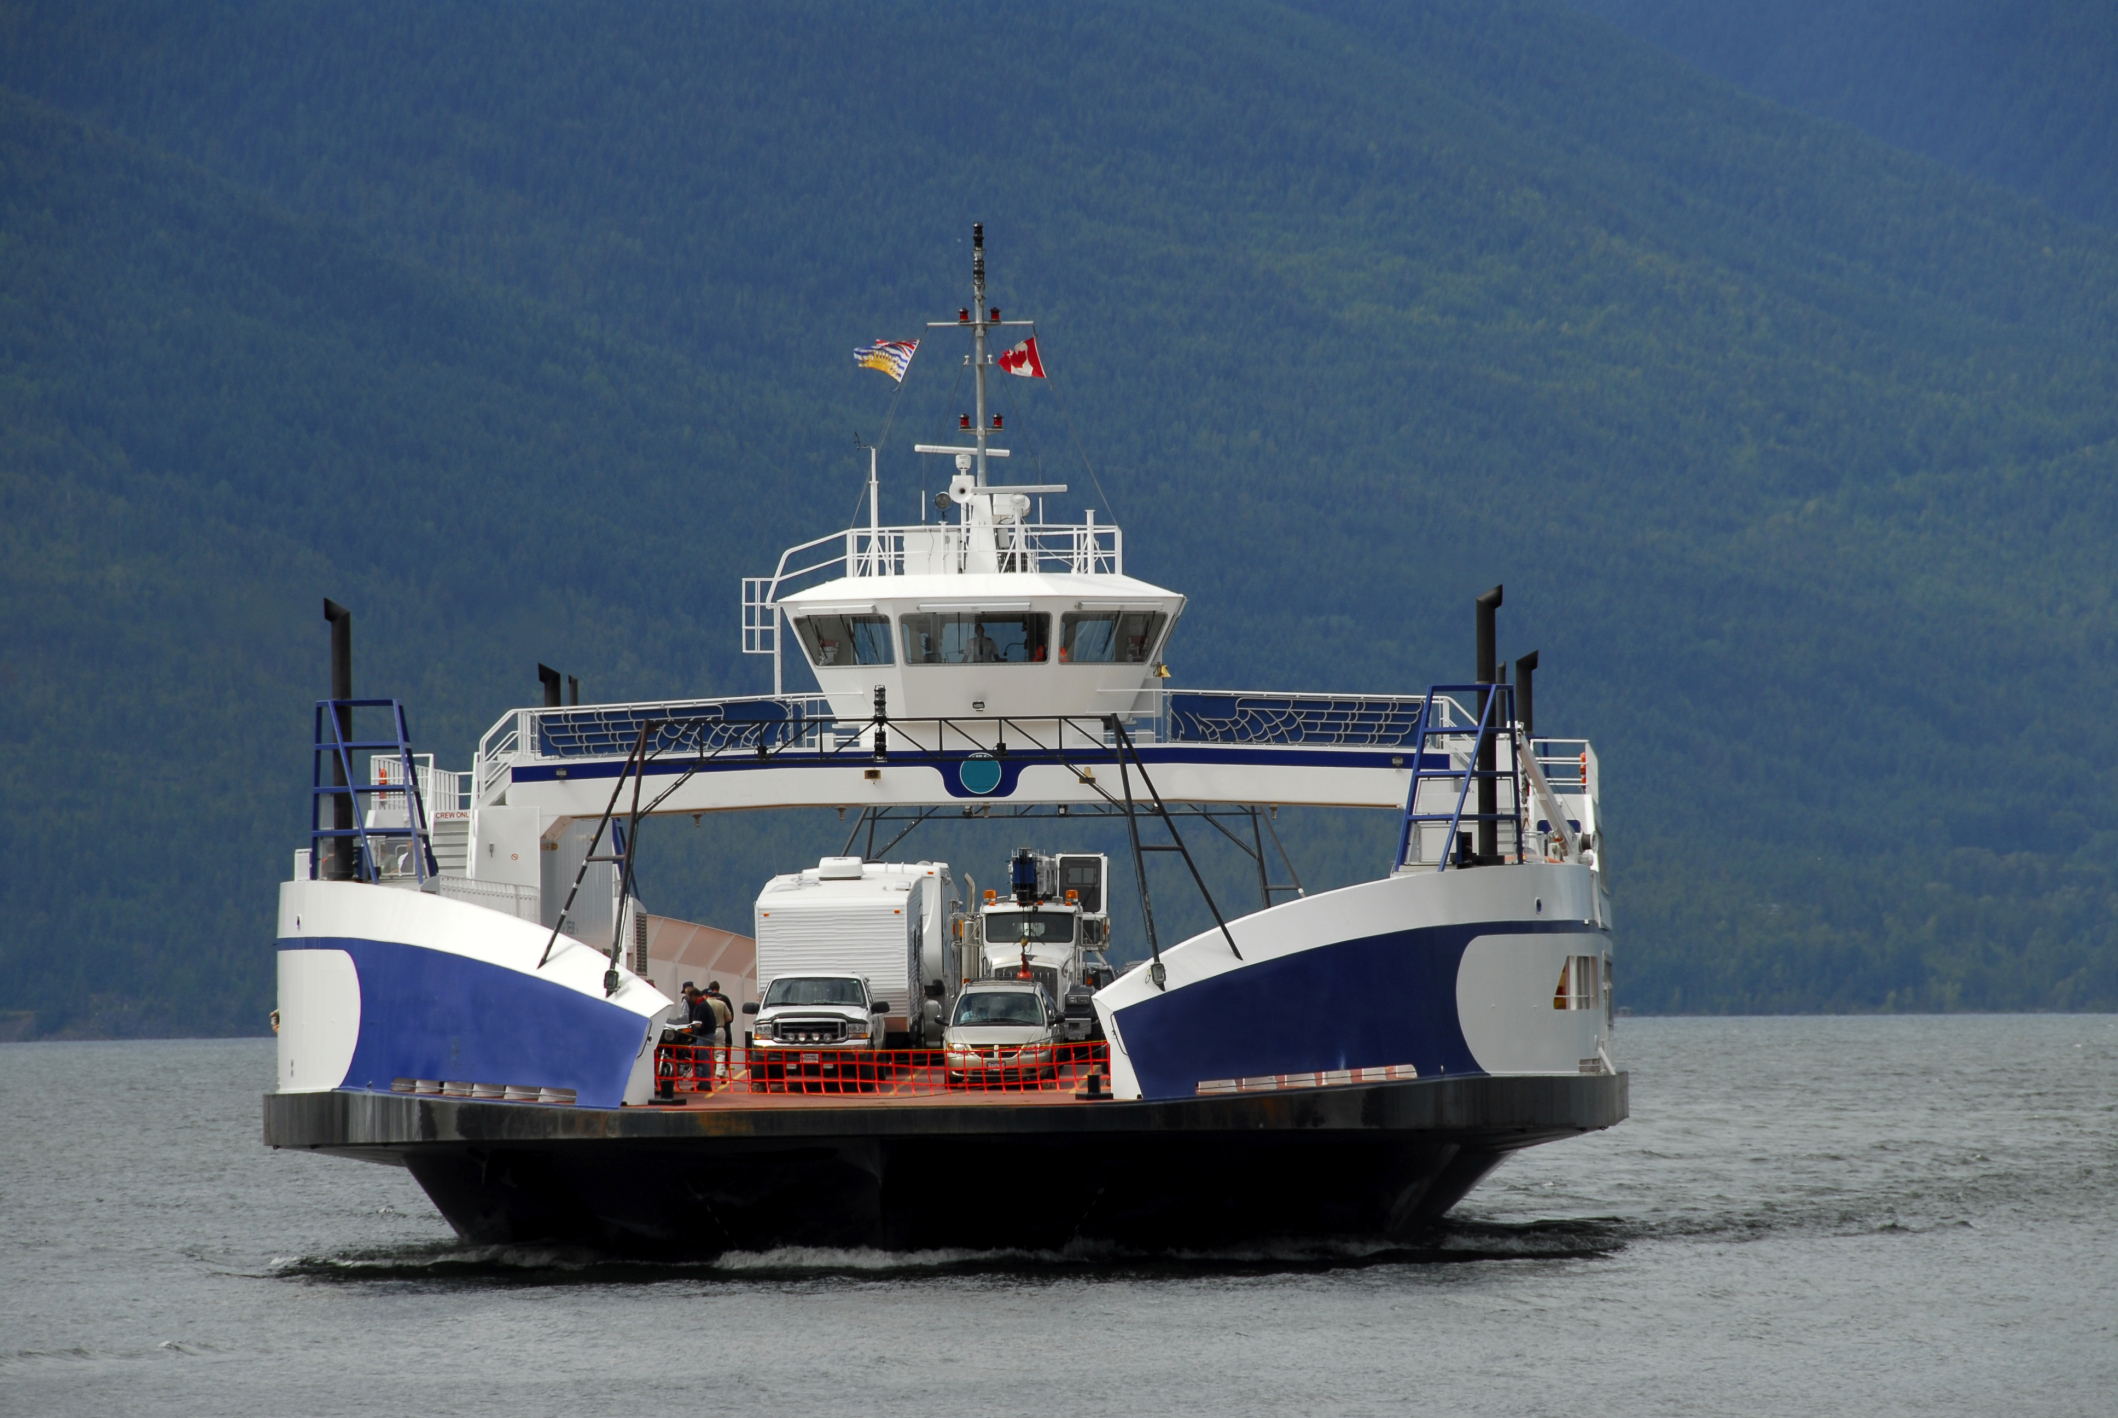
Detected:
left=741, top=973, right=891, bottom=1092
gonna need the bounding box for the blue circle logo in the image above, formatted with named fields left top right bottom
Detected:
left=958, top=754, right=1003, bottom=795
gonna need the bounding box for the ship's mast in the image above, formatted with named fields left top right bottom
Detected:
left=916, top=225, right=1054, bottom=518
left=972, top=223, right=990, bottom=488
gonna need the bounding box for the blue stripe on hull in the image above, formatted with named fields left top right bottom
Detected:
left=287, top=937, right=649, bottom=1108
left=1112, top=920, right=1576, bottom=1100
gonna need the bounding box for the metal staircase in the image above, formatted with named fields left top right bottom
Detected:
left=1393, top=684, right=1521, bottom=872
left=311, top=698, right=439, bottom=885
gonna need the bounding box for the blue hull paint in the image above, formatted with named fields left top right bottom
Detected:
left=287, top=937, right=648, bottom=1108
left=1112, top=920, right=1577, bottom=1100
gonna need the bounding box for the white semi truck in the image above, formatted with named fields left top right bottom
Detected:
left=972, top=850, right=1118, bottom=1039
left=753, top=856, right=962, bottom=1046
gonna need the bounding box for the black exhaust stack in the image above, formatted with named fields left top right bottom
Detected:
left=1475, top=585, right=1501, bottom=683
left=538, top=663, right=563, bottom=708
left=1515, top=650, right=1538, bottom=741
left=1474, top=585, right=1503, bottom=863
left=323, top=599, right=355, bottom=881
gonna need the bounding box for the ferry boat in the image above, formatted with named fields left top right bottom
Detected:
left=265, top=228, right=1625, bottom=1255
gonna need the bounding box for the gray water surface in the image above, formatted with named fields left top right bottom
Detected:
left=4, top=1015, right=2114, bottom=1416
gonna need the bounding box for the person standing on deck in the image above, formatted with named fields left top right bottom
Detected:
left=683, top=984, right=715, bottom=1033
left=704, top=982, right=734, bottom=1048
left=701, top=982, right=735, bottom=1082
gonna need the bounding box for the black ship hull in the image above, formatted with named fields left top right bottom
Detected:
left=264, top=1073, right=1627, bottom=1256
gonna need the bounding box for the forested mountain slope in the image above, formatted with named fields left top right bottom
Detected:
left=0, top=92, right=817, bottom=1033
left=1569, top=0, right=2118, bottom=229
left=3, top=0, right=2116, bottom=1033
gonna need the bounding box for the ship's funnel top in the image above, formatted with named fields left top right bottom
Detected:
left=1475, top=585, right=1503, bottom=683
left=322, top=598, right=354, bottom=880
left=324, top=598, right=352, bottom=700
left=1515, top=650, right=1539, bottom=738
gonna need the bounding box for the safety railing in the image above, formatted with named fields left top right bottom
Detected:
left=755, top=521, right=1124, bottom=603
left=528, top=695, right=836, bottom=760
left=424, top=764, right=472, bottom=814
left=1533, top=738, right=1597, bottom=796
left=372, top=754, right=470, bottom=819
left=468, top=689, right=1467, bottom=800
left=852, top=522, right=1123, bottom=579
left=1163, top=690, right=1461, bottom=749
left=475, top=711, right=521, bottom=805
left=432, top=875, right=540, bottom=922
left=655, top=1042, right=1113, bottom=1099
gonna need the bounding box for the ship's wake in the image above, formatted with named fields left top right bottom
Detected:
left=265, top=1177, right=2017, bottom=1286
left=264, top=1216, right=1628, bottom=1286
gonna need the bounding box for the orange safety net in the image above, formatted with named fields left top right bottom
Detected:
left=656, top=1041, right=1113, bottom=1098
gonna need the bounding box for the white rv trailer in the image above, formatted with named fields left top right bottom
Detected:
left=752, top=857, right=960, bottom=1044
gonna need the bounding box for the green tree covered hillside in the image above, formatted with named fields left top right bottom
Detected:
left=1570, top=0, right=2118, bottom=228
left=2, top=0, right=2116, bottom=1033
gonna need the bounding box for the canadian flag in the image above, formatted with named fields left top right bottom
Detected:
left=997, top=335, right=1046, bottom=379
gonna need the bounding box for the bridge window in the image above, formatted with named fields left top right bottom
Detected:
left=1060, top=610, right=1166, bottom=664
left=793, top=614, right=894, bottom=666
left=901, top=611, right=1050, bottom=665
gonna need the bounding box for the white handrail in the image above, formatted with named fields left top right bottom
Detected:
left=756, top=521, right=1124, bottom=606
left=1515, top=727, right=1578, bottom=861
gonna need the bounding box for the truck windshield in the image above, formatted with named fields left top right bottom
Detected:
left=763, top=978, right=866, bottom=1008
left=984, top=909, right=1075, bottom=944
left=954, top=991, right=1045, bottom=1026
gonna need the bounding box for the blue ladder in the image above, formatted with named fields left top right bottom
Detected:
left=1393, top=683, right=1520, bottom=872
left=310, top=698, right=439, bottom=884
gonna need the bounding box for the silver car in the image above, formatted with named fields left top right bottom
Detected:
left=943, top=979, right=1065, bottom=1087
